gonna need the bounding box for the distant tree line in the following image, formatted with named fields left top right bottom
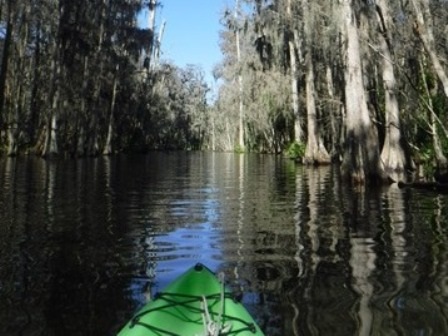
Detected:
left=0, top=0, right=209, bottom=157
left=1, top=0, right=448, bottom=184
left=213, top=0, right=448, bottom=183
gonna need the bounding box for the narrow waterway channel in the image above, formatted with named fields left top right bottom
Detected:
left=0, top=152, right=447, bottom=335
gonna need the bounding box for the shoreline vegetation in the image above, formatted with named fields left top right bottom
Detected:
left=1, top=0, right=447, bottom=186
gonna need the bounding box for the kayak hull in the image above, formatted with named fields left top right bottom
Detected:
left=118, top=263, right=265, bottom=336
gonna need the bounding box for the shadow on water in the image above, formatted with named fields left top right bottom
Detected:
left=0, top=153, right=447, bottom=335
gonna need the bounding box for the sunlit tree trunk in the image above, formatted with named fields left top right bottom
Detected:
left=326, top=64, right=342, bottom=159
left=303, top=54, right=330, bottom=164
left=43, top=109, right=59, bottom=157
left=147, top=0, right=157, bottom=69
left=43, top=101, right=59, bottom=157
left=42, top=44, right=61, bottom=157
left=225, top=118, right=233, bottom=151
left=339, top=0, right=387, bottom=184
left=376, top=0, right=409, bottom=181
left=290, top=37, right=302, bottom=143
left=286, top=0, right=303, bottom=143
left=152, top=20, right=166, bottom=70
left=235, top=0, right=245, bottom=151
left=302, top=0, right=330, bottom=165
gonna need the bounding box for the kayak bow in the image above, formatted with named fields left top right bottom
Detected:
left=118, top=263, right=265, bottom=336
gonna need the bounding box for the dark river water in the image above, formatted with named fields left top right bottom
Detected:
left=0, top=152, right=447, bottom=336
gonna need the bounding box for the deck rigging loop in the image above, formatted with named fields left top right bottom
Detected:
left=199, top=272, right=232, bottom=336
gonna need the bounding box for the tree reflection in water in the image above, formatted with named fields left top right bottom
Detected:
left=0, top=154, right=447, bottom=335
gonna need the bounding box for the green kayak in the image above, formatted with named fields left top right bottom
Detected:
left=118, top=263, right=265, bottom=336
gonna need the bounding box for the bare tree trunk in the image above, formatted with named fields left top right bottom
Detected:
left=6, top=111, right=17, bottom=156
left=339, top=0, right=387, bottom=184
left=6, top=1, right=31, bottom=156
left=235, top=0, right=245, bottom=151
left=147, top=0, right=157, bottom=69
left=376, top=0, right=409, bottom=181
left=302, top=0, right=330, bottom=165
left=103, top=65, right=119, bottom=155
left=29, top=20, right=41, bottom=146
left=86, top=0, right=109, bottom=156
left=412, top=0, right=448, bottom=99
left=326, top=64, right=341, bottom=159
left=44, top=112, right=58, bottom=157
left=211, top=115, right=216, bottom=151
left=290, top=37, right=302, bottom=143
left=287, top=0, right=303, bottom=143
left=42, top=48, right=60, bottom=157
left=152, top=20, right=166, bottom=70
left=148, top=0, right=157, bottom=34
left=76, top=56, right=89, bottom=156
left=7, top=57, right=25, bottom=156
left=225, top=117, right=233, bottom=151
left=303, top=53, right=331, bottom=165
left=87, top=110, right=99, bottom=156
left=41, top=1, right=64, bottom=158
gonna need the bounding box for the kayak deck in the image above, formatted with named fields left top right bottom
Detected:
left=118, top=263, right=265, bottom=336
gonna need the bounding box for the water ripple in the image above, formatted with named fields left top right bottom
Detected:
left=1, top=155, right=448, bottom=335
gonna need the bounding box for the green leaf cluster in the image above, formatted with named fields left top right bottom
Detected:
left=285, top=142, right=305, bottom=160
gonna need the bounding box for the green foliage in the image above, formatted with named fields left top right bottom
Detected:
left=418, top=145, right=436, bottom=178
left=234, top=144, right=245, bottom=154
left=419, top=145, right=433, bottom=163
left=285, top=142, right=305, bottom=160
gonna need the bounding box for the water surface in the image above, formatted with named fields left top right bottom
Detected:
left=0, top=153, right=447, bottom=335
